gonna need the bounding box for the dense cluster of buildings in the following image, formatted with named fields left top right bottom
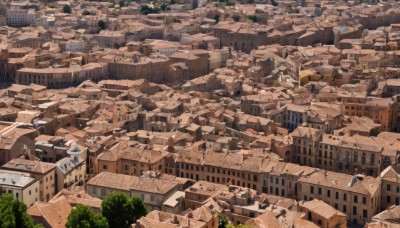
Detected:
left=0, top=0, right=399, bottom=227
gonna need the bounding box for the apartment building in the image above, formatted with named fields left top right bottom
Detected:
left=96, top=142, right=169, bottom=176
left=0, top=169, right=40, bottom=208
left=87, top=172, right=180, bottom=211
left=298, top=199, right=347, bottom=228
left=2, top=158, right=56, bottom=202
left=295, top=171, right=381, bottom=224
left=291, top=126, right=400, bottom=177
left=55, top=146, right=86, bottom=192
left=291, top=126, right=322, bottom=167
left=282, top=104, right=343, bottom=134
left=173, top=150, right=270, bottom=193
left=16, top=63, right=108, bottom=88
left=6, top=9, right=36, bottom=27
left=338, top=93, right=398, bottom=132
left=380, top=165, right=400, bottom=210
left=0, top=122, right=36, bottom=166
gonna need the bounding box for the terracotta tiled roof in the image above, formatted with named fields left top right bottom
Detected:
left=300, top=199, right=346, bottom=219
left=28, top=196, right=72, bottom=228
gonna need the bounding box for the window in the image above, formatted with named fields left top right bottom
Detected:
left=327, top=190, right=330, bottom=198
left=334, top=203, right=338, bottom=209
left=362, top=197, right=366, bottom=204
left=354, top=195, right=358, bottom=203
left=354, top=152, right=358, bottom=163
left=335, top=192, right=339, bottom=200
left=363, top=210, right=368, bottom=218
left=387, top=196, right=391, bottom=203
left=103, top=165, right=108, bottom=170
left=362, top=153, right=366, bottom=165
left=311, top=186, right=314, bottom=194
left=317, top=220, right=322, bottom=225
left=318, top=188, right=322, bottom=195
left=16, top=193, right=19, bottom=198
left=101, top=189, right=106, bottom=196
left=343, top=193, right=347, bottom=201
left=150, top=195, right=154, bottom=201
left=387, top=184, right=392, bottom=191
left=343, top=205, right=346, bottom=213
left=353, top=206, right=357, bottom=215
left=282, top=179, right=285, bottom=186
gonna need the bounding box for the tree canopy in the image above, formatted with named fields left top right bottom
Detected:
left=130, top=196, right=147, bottom=222
left=140, top=5, right=160, bottom=15
left=63, top=5, right=71, bottom=14
left=0, top=194, right=40, bottom=228
left=213, top=14, right=220, bottom=23
left=218, top=214, right=229, bottom=228
left=101, top=192, right=147, bottom=228
left=66, top=204, right=108, bottom=228
left=160, top=3, right=170, bottom=11
left=232, top=15, right=240, bottom=22
left=247, top=15, right=257, bottom=22
left=98, top=20, right=106, bottom=30
left=82, top=10, right=91, bottom=15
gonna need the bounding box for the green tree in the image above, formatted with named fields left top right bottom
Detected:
left=82, top=10, right=91, bottom=15
left=232, top=15, right=240, bottom=22
left=0, top=194, right=40, bottom=228
left=98, top=20, right=106, bottom=30
left=66, top=204, right=108, bottom=228
left=63, top=5, right=71, bottom=14
left=101, top=192, right=147, bottom=228
left=213, top=14, right=220, bottom=23
left=160, top=3, right=170, bottom=11
left=131, top=196, right=147, bottom=222
left=140, top=5, right=160, bottom=15
left=218, top=214, right=229, bottom=228
left=247, top=15, right=257, bottom=22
